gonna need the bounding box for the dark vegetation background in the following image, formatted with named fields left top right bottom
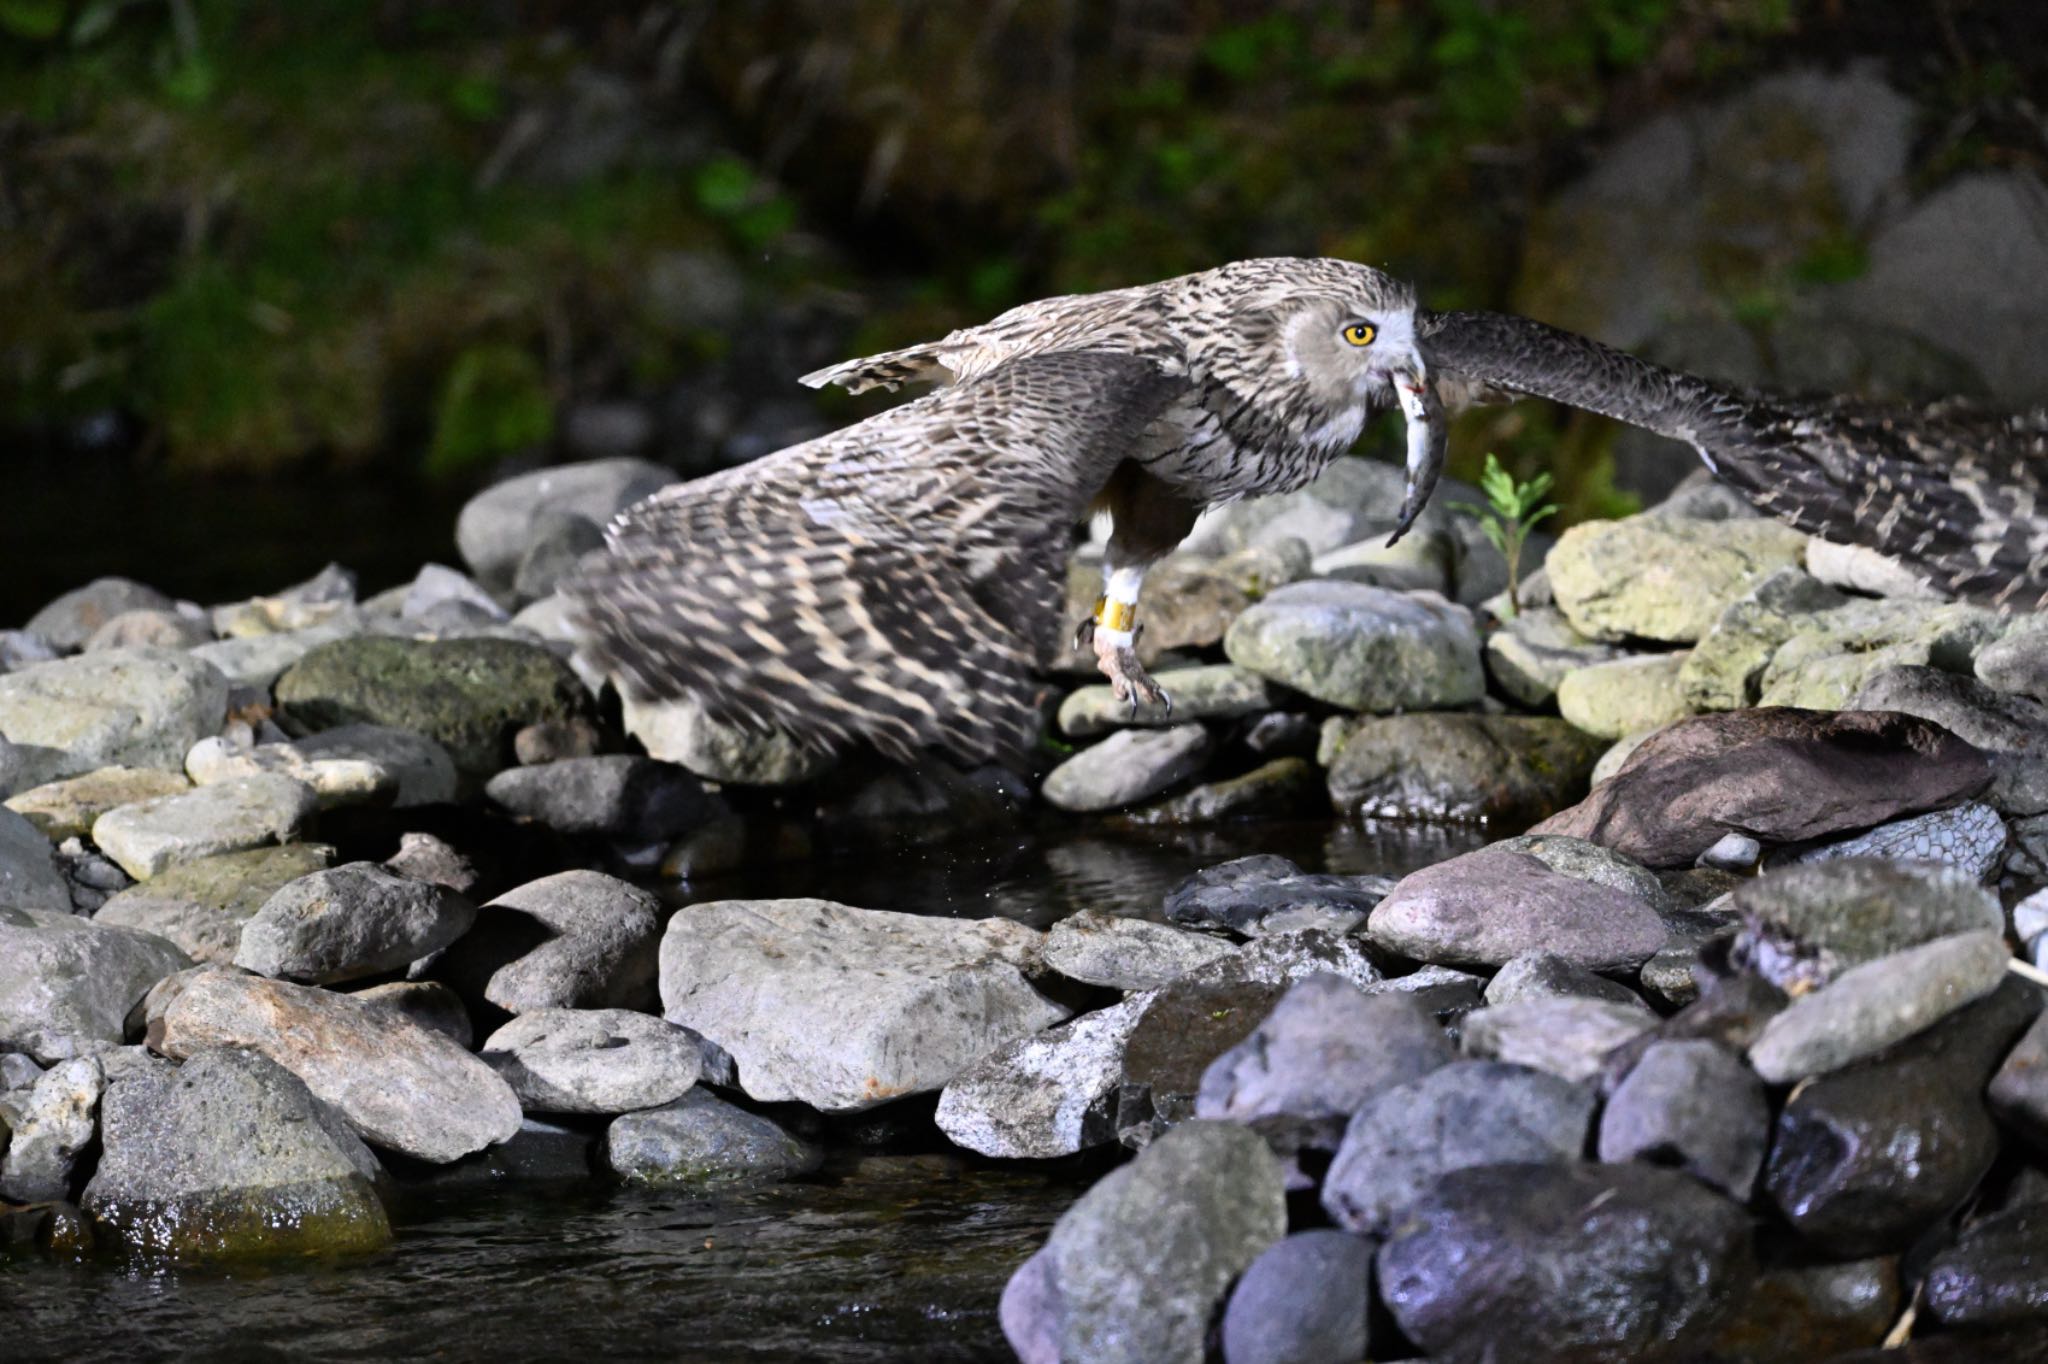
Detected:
left=3, top=0, right=2044, bottom=620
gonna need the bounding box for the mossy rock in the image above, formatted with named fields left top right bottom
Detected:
left=275, top=636, right=593, bottom=778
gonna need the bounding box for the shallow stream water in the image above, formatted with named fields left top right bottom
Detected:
left=1, top=820, right=1484, bottom=1361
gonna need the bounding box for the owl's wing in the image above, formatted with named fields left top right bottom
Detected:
left=567, top=350, right=1187, bottom=767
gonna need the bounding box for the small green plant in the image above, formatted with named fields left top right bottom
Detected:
left=1453, top=453, right=1558, bottom=617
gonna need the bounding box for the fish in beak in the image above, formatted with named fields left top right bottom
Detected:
left=1386, top=353, right=1445, bottom=547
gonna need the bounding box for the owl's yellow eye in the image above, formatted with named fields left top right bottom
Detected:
left=1342, top=323, right=1377, bottom=347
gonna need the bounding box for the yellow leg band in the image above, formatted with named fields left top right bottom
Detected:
left=1095, top=597, right=1137, bottom=633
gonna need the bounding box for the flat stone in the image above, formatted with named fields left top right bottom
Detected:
left=936, top=994, right=1148, bottom=1159
left=456, top=457, right=674, bottom=592
left=1548, top=514, right=1809, bottom=643
left=606, top=1088, right=820, bottom=1186
left=0, top=1056, right=104, bottom=1202
left=1531, top=708, right=1992, bottom=867
left=1058, top=664, right=1282, bottom=738
left=1556, top=652, right=1693, bottom=740
left=276, top=636, right=593, bottom=779
left=1680, top=568, right=1852, bottom=710
left=0, top=649, right=228, bottom=790
left=234, top=862, right=476, bottom=985
left=1462, top=997, right=1658, bottom=1083
left=0, top=908, right=191, bottom=1062
left=1369, top=846, right=1667, bottom=970
left=0, top=806, right=70, bottom=913
left=1162, top=854, right=1391, bottom=937
left=1484, top=606, right=1628, bottom=708
left=6, top=767, right=192, bottom=841
left=1195, top=977, right=1455, bottom=1123
left=1600, top=1039, right=1769, bottom=1199
left=1042, top=910, right=1234, bottom=990
left=658, top=898, right=1067, bottom=1112
left=1326, top=713, right=1605, bottom=825
left=1778, top=802, right=2006, bottom=880
left=184, top=736, right=394, bottom=811
left=1224, top=581, right=1484, bottom=711
left=1322, top=1059, right=1593, bottom=1234
left=288, top=724, right=458, bottom=807
left=91, top=773, right=317, bottom=880
left=1379, top=1162, right=1753, bottom=1361
left=1220, top=1230, right=1374, bottom=1364
left=1038, top=1121, right=1286, bottom=1364
left=152, top=970, right=521, bottom=1163
left=433, top=870, right=664, bottom=1014
left=620, top=692, right=831, bottom=787
left=94, top=843, right=334, bottom=965
left=1729, top=858, right=2003, bottom=993
left=1042, top=725, right=1215, bottom=813
left=484, top=755, right=722, bottom=841
left=82, top=1048, right=390, bottom=1260
left=1923, top=1204, right=2048, bottom=1329
left=481, top=1008, right=701, bottom=1115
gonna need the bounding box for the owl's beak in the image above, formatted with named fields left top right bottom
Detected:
left=1387, top=352, right=1445, bottom=547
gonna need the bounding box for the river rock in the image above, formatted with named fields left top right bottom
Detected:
left=936, top=994, right=1149, bottom=1159
left=1224, top=581, right=1483, bottom=710
left=1530, top=708, right=1992, bottom=867
left=184, top=736, right=394, bottom=811
left=1379, top=1161, right=1752, bottom=1362
left=152, top=969, right=522, bottom=1162
left=1186, top=927, right=1384, bottom=992
left=1325, top=712, right=1604, bottom=825
left=190, top=615, right=365, bottom=692
left=0, top=1056, right=104, bottom=1202
left=91, top=773, right=317, bottom=880
left=1162, top=853, right=1391, bottom=937
left=1729, top=858, right=2002, bottom=993
left=1120, top=755, right=1325, bottom=825
left=1463, top=997, right=1658, bottom=1083
left=606, top=1088, right=821, bottom=1186
left=434, top=870, right=663, bottom=1014
left=1220, top=1230, right=1374, bottom=1364
left=1705, top=1257, right=1902, bottom=1363
left=1195, top=977, right=1454, bottom=1124
left=1484, top=606, right=1629, bottom=708
left=6, top=767, right=193, bottom=842
left=84, top=608, right=210, bottom=653
left=0, top=908, right=191, bottom=1062
left=1599, top=1039, right=1768, bottom=1199
left=1849, top=665, right=2048, bottom=816
left=399, top=563, right=506, bottom=630
left=0, top=806, right=70, bottom=913
left=455, top=457, right=674, bottom=592
left=1758, top=599, right=2006, bottom=710
left=0, top=648, right=229, bottom=790
left=1117, top=979, right=1287, bottom=1141
left=233, top=862, right=476, bottom=984
left=484, top=755, right=721, bottom=842
left=1680, top=567, right=1852, bottom=710
left=1765, top=977, right=2039, bottom=1254
left=1369, top=846, right=1667, bottom=970
left=25, top=577, right=176, bottom=649
left=1042, top=725, right=1215, bottom=813
left=1486, top=952, right=1654, bottom=1012
left=1923, top=1204, right=2048, bottom=1329
left=1979, top=620, right=2048, bottom=702
left=288, top=724, right=458, bottom=807
left=1058, top=665, right=1283, bottom=738
left=82, top=1047, right=390, bottom=1259
left=1986, top=1008, right=2048, bottom=1158
left=1556, top=652, right=1693, bottom=740
left=658, top=898, right=1066, bottom=1112
left=1322, top=1060, right=1593, bottom=1234
left=1028, top=1121, right=1286, bottom=1364
left=94, top=843, right=334, bottom=964
left=1042, top=910, right=1234, bottom=990
left=276, top=636, right=592, bottom=779
left=1493, top=831, right=1673, bottom=909
left=352, top=980, right=472, bottom=1048
left=620, top=692, right=831, bottom=787
left=1548, top=514, right=1808, bottom=643
left=480, top=1008, right=700, bottom=1115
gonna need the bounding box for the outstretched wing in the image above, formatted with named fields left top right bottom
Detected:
left=567, top=351, right=1187, bottom=766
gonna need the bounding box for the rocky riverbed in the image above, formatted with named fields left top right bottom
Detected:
left=8, top=454, right=2048, bottom=1361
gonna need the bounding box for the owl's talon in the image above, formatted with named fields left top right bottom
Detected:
left=1072, top=616, right=1096, bottom=651
left=1092, top=631, right=1169, bottom=719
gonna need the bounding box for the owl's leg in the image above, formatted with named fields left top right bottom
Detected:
left=1077, top=562, right=1172, bottom=717
left=1074, top=461, right=1202, bottom=717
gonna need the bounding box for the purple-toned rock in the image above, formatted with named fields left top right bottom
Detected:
left=1369, top=846, right=1667, bottom=970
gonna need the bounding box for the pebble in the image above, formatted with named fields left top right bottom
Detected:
left=1219, top=1230, right=1374, bottom=1364
left=1461, top=997, right=1658, bottom=1083
left=94, top=843, right=334, bottom=965
left=483, top=755, right=723, bottom=842
left=1195, top=977, right=1455, bottom=1123
left=1223, top=580, right=1484, bottom=711
left=480, top=1008, right=702, bottom=1115
left=1378, top=1161, right=1753, bottom=1362
left=658, top=898, right=1066, bottom=1112
left=0, top=908, right=191, bottom=1062
left=1058, top=664, right=1282, bottom=738
left=1162, top=853, right=1390, bottom=936
left=1042, top=909, right=1234, bottom=990
left=82, top=1048, right=390, bottom=1259
left=1324, top=712, right=1605, bottom=825
left=434, top=870, right=664, bottom=1014
left=1368, top=846, right=1668, bottom=971
left=1322, top=1059, right=1593, bottom=1234
left=0, top=648, right=228, bottom=790
left=606, top=1088, right=821, bottom=1186
left=1599, top=1039, right=1769, bottom=1199
left=936, top=994, right=1149, bottom=1159
left=91, top=773, right=317, bottom=880
left=1748, top=931, right=2010, bottom=1083
left=234, top=861, right=477, bottom=984
left=1041, top=725, right=1216, bottom=813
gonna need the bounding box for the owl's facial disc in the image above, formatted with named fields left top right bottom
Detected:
left=1326, top=304, right=1444, bottom=545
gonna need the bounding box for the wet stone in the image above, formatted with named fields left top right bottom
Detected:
left=606, top=1088, right=821, bottom=1187
left=1220, top=1230, right=1374, bottom=1364
left=1369, top=846, right=1667, bottom=971
left=1042, top=910, right=1234, bottom=990
left=1461, top=997, right=1658, bottom=1084
left=1322, top=1060, right=1593, bottom=1235
left=234, top=862, right=477, bottom=985
left=1599, top=1039, right=1769, bottom=1200
left=1923, top=1204, right=2048, bottom=1329
left=1378, top=1161, right=1754, bottom=1363
left=1729, top=857, right=2003, bottom=994
left=1326, top=713, right=1605, bottom=826
left=484, top=755, right=722, bottom=842
left=94, top=843, right=334, bottom=965
left=1041, top=725, right=1216, bottom=814
left=1118, top=979, right=1288, bottom=1139
left=1119, top=755, right=1326, bottom=826
left=936, top=994, right=1148, bottom=1159
left=1162, top=853, right=1391, bottom=937
left=1704, top=1256, right=1901, bottom=1363
left=1195, top=977, right=1455, bottom=1125
left=481, top=1008, right=701, bottom=1115
left=1223, top=580, right=1484, bottom=712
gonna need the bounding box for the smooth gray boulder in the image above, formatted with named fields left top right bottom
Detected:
left=26, top=577, right=176, bottom=650
left=434, top=869, right=664, bottom=1014
left=234, top=862, right=476, bottom=984
left=456, top=457, right=674, bottom=591
left=1195, top=976, right=1455, bottom=1124
left=0, top=907, right=192, bottom=1062
left=1224, top=580, right=1484, bottom=711
left=0, top=649, right=228, bottom=789
left=1601, top=1039, right=1769, bottom=1200
left=1042, top=725, right=1216, bottom=814
left=936, top=994, right=1149, bottom=1159
left=1462, top=998, right=1659, bottom=1084
left=95, top=843, right=335, bottom=965
left=0, top=805, right=70, bottom=912
left=484, top=755, right=722, bottom=842
left=1042, top=909, right=1234, bottom=990
left=1220, top=1230, right=1374, bottom=1364
left=481, top=1008, right=701, bottom=1115
left=606, top=1088, right=820, bottom=1186
left=1369, top=847, right=1667, bottom=971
